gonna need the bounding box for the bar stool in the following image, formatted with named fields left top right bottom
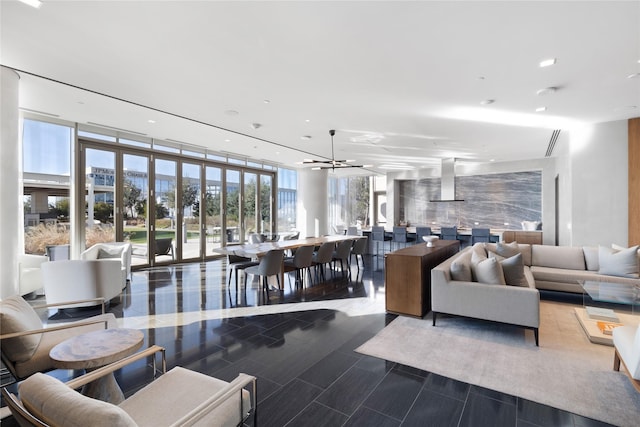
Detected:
left=471, top=228, right=491, bottom=245
left=371, top=226, right=391, bottom=256
left=440, top=226, right=458, bottom=241
left=415, top=226, right=432, bottom=244
left=392, top=226, right=415, bottom=249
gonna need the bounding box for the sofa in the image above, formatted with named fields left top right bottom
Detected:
left=431, top=242, right=640, bottom=346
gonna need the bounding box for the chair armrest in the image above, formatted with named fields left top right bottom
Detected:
left=65, top=345, right=166, bottom=390
left=169, top=373, right=257, bottom=427
left=0, top=317, right=111, bottom=340
left=32, top=297, right=106, bottom=314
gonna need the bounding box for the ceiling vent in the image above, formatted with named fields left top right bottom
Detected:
left=545, top=129, right=561, bottom=157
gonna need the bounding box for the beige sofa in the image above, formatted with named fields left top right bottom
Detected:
left=431, top=242, right=640, bottom=346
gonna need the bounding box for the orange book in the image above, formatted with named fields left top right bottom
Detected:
left=596, top=321, right=622, bottom=335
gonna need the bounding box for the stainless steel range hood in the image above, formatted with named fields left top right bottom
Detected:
left=430, top=158, right=465, bottom=202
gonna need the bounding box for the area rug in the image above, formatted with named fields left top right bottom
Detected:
left=355, top=300, right=640, bottom=427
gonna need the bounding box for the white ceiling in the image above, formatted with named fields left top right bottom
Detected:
left=2, top=1, right=639, bottom=175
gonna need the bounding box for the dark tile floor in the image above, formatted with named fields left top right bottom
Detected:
left=2, top=256, right=615, bottom=427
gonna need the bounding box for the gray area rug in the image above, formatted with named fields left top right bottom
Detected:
left=356, top=300, right=640, bottom=427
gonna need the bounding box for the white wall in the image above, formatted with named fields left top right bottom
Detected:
left=567, top=120, right=629, bottom=247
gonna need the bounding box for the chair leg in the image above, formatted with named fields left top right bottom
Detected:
left=614, top=348, right=621, bottom=372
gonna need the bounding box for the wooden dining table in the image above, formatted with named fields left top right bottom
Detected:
left=212, top=235, right=365, bottom=289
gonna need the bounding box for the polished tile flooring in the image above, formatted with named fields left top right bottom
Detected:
left=3, top=256, right=614, bottom=426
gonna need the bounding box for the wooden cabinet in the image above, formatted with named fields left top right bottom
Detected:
left=502, top=231, right=543, bottom=245
left=385, top=240, right=460, bottom=317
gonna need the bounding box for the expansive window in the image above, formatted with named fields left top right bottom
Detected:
left=328, top=175, right=371, bottom=232
left=22, top=119, right=73, bottom=255
left=277, top=168, right=297, bottom=232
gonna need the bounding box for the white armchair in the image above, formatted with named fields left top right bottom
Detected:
left=81, top=242, right=132, bottom=287
left=18, top=254, right=48, bottom=296
left=613, top=324, right=640, bottom=392
left=41, top=260, right=123, bottom=308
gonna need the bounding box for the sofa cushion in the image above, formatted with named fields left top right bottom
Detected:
left=0, top=295, right=43, bottom=363
left=97, top=247, right=123, bottom=259
left=450, top=251, right=472, bottom=282
left=599, top=245, right=640, bottom=278
left=474, top=257, right=506, bottom=285
left=530, top=266, right=600, bottom=284
left=19, top=372, right=136, bottom=427
left=490, top=252, right=527, bottom=287
left=532, top=245, right=586, bottom=271
left=583, top=246, right=599, bottom=271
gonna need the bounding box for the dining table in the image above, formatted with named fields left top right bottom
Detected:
left=212, top=234, right=366, bottom=289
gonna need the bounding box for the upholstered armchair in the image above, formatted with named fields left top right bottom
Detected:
left=18, top=254, right=49, bottom=296
left=613, top=324, right=640, bottom=392
left=2, top=345, right=257, bottom=427
left=0, top=295, right=116, bottom=382
left=81, top=242, right=132, bottom=286
left=41, top=259, right=124, bottom=308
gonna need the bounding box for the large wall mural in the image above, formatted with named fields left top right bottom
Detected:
left=399, top=171, right=542, bottom=229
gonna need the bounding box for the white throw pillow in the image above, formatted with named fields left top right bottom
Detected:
left=473, top=257, right=506, bottom=285
left=598, top=245, right=640, bottom=278
left=450, top=252, right=472, bottom=282
left=470, top=243, right=488, bottom=281
left=495, top=241, right=520, bottom=258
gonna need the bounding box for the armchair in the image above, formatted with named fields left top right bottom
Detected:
left=2, top=345, right=257, bottom=427
left=613, top=324, right=640, bottom=392
left=41, top=260, right=123, bottom=308
left=18, top=254, right=48, bottom=296
left=0, top=295, right=116, bottom=382
left=81, top=242, right=132, bottom=286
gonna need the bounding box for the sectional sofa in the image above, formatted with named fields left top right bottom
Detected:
left=431, top=242, right=640, bottom=346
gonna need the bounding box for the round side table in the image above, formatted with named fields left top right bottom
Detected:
left=49, top=328, right=144, bottom=404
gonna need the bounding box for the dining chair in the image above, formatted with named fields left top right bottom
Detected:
left=227, top=254, right=259, bottom=292
left=283, top=245, right=315, bottom=287
left=347, top=226, right=359, bottom=236
left=243, top=249, right=285, bottom=293
left=312, top=241, right=335, bottom=282
left=331, top=239, right=353, bottom=278
left=350, top=237, right=368, bottom=270
left=392, top=226, right=415, bottom=249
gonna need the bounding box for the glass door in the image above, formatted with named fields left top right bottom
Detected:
left=84, top=147, right=116, bottom=247
left=205, top=166, right=222, bottom=255
left=243, top=172, right=258, bottom=242
left=181, top=162, right=201, bottom=260
left=122, top=153, right=149, bottom=267
left=225, top=169, right=241, bottom=244
left=260, top=174, right=273, bottom=238
left=154, top=158, right=177, bottom=264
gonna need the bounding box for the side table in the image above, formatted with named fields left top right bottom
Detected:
left=49, top=328, right=144, bottom=403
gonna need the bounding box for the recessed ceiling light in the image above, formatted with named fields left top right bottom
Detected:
left=539, top=58, right=557, bottom=67
left=535, top=107, right=547, bottom=112
left=627, top=73, right=640, bottom=79
left=224, top=110, right=239, bottom=116
left=224, top=139, right=231, bottom=143
left=305, top=119, right=311, bottom=123
left=147, top=119, right=156, bottom=124
left=480, top=99, right=495, bottom=105
left=263, top=99, right=270, bottom=104
left=301, top=135, right=312, bottom=140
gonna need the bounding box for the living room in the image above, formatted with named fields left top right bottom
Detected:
left=1, top=1, right=640, bottom=426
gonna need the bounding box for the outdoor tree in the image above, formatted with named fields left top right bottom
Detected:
left=123, top=179, right=143, bottom=219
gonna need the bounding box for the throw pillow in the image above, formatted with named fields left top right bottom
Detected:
left=499, top=253, right=528, bottom=287
left=494, top=241, right=520, bottom=258
left=450, top=252, right=472, bottom=282
left=97, top=248, right=122, bottom=259
left=598, top=245, right=640, bottom=278
left=473, top=257, right=506, bottom=285
left=19, top=373, right=137, bottom=427
left=470, top=243, right=488, bottom=281
left=0, top=295, right=43, bottom=363
left=582, top=246, right=599, bottom=271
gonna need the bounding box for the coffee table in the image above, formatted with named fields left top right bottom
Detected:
left=49, top=328, right=144, bottom=403
left=574, top=280, right=640, bottom=346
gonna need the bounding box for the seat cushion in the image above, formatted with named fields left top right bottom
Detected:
left=19, top=372, right=137, bottom=427
left=119, top=367, right=251, bottom=427
left=0, top=295, right=43, bottom=363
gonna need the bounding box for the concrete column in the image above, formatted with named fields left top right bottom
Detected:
left=296, top=169, right=328, bottom=238
left=0, top=67, right=21, bottom=299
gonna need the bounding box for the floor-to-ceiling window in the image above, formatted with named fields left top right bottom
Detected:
left=328, top=175, right=371, bottom=232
